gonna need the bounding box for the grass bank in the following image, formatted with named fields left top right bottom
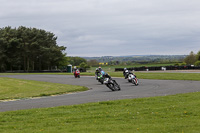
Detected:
left=0, top=92, right=200, bottom=133
left=0, top=77, right=88, bottom=101
left=1, top=72, right=200, bottom=81
left=82, top=72, right=200, bottom=81
left=135, top=72, right=200, bottom=81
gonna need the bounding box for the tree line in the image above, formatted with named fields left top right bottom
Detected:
left=66, top=56, right=90, bottom=69
left=0, top=26, right=66, bottom=72
left=1, top=26, right=199, bottom=72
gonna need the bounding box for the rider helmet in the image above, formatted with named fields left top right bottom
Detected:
left=98, top=67, right=102, bottom=71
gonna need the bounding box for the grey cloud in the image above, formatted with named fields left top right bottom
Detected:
left=1, top=0, right=200, bottom=56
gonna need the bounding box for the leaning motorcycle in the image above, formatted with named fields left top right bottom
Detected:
left=74, top=70, right=80, bottom=78
left=128, top=74, right=139, bottom=86
left=104, top=78, right=121, bottom=91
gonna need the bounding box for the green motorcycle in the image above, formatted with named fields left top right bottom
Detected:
left=95, top=71, right=105, bottom=84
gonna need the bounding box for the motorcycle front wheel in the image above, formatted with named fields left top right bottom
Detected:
left=132, top=79, right=139, bottom=86
left=113, top=80, right=121, bottom=91
left=106, top=84, right=115, bottom=91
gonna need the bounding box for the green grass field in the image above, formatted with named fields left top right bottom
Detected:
left=0, top=92, right=200, bottom=133
left=0, top=77, right=88, bottom=101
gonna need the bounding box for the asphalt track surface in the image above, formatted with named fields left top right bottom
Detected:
left=0, top=74, right=200, bottom=112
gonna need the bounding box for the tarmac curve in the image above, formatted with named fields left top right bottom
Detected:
left=0, top=74, right=200, bottom=112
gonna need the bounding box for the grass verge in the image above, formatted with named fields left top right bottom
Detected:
left=0, top=77, right=88, bottom=101
left=1, top=72, right=200, bottom=81
left=85, top=72, right=200, bottom=81
left=0, top=92, right=200, bottom=133
left=134, top=72, right=200, bottom=81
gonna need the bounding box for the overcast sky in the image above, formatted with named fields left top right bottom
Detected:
left=1, top=0, right=200, bottom=57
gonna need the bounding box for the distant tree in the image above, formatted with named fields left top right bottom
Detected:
left=87, top=59, right=99, bottom=67
left=181, top=62, right=187, bottom=66
left=108, top=61, right=113, bottom=65
left=126, top=61, right=132, bottom=65
left=195, top=61, right=200, bottom=66
left=194, top=51, right=200, bottom=66
left=67, top=57, right=87, bottom=66
left=79, top=62, right=89, bottom=69
left=0, top=26, right=66, bottom=72
left=196, top=51, right=200, bottom=61
left=174, top=63, right=179, bottom=66
left=174, top=62, right=186, bottom=66
left=184, top=51, right=197, bottom=65
left=116, top=61, right=120, bottom=65
left=58, top=56, right=69, bottom=69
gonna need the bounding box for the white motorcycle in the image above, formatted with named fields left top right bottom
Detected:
left=128, top=73, right=139, bottom=86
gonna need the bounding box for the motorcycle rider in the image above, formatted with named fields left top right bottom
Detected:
left=123, top=68, right=136, bottom=79
left=103, top=73, right=112, bottom=79
left=123, top=68, right=129, bottom=79
left=95, top=67, right=104, bottom=79
left=73, top=67, right=80, bottom=78
left=75, top=69, right=80, bottom=74
left=73, top=66, right=77, bottom=72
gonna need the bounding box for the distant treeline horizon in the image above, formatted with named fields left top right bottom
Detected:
left=81, top=54, right=187, bottom=58
left=82, top=55, right=186, bottom=63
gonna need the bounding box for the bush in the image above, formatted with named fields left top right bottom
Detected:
left=174, top=62, right=186, bottom=66
left=181, top=62, right=187, bottom=66
left=174, top=63, right=179, bottom=66
left=195, top=61, right=200, bottom=66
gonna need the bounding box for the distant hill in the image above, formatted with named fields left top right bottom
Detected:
left=82, top=55, right=186, bottom=63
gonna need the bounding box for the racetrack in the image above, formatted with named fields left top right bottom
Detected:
left=0, top=74, right=200, bottom=112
